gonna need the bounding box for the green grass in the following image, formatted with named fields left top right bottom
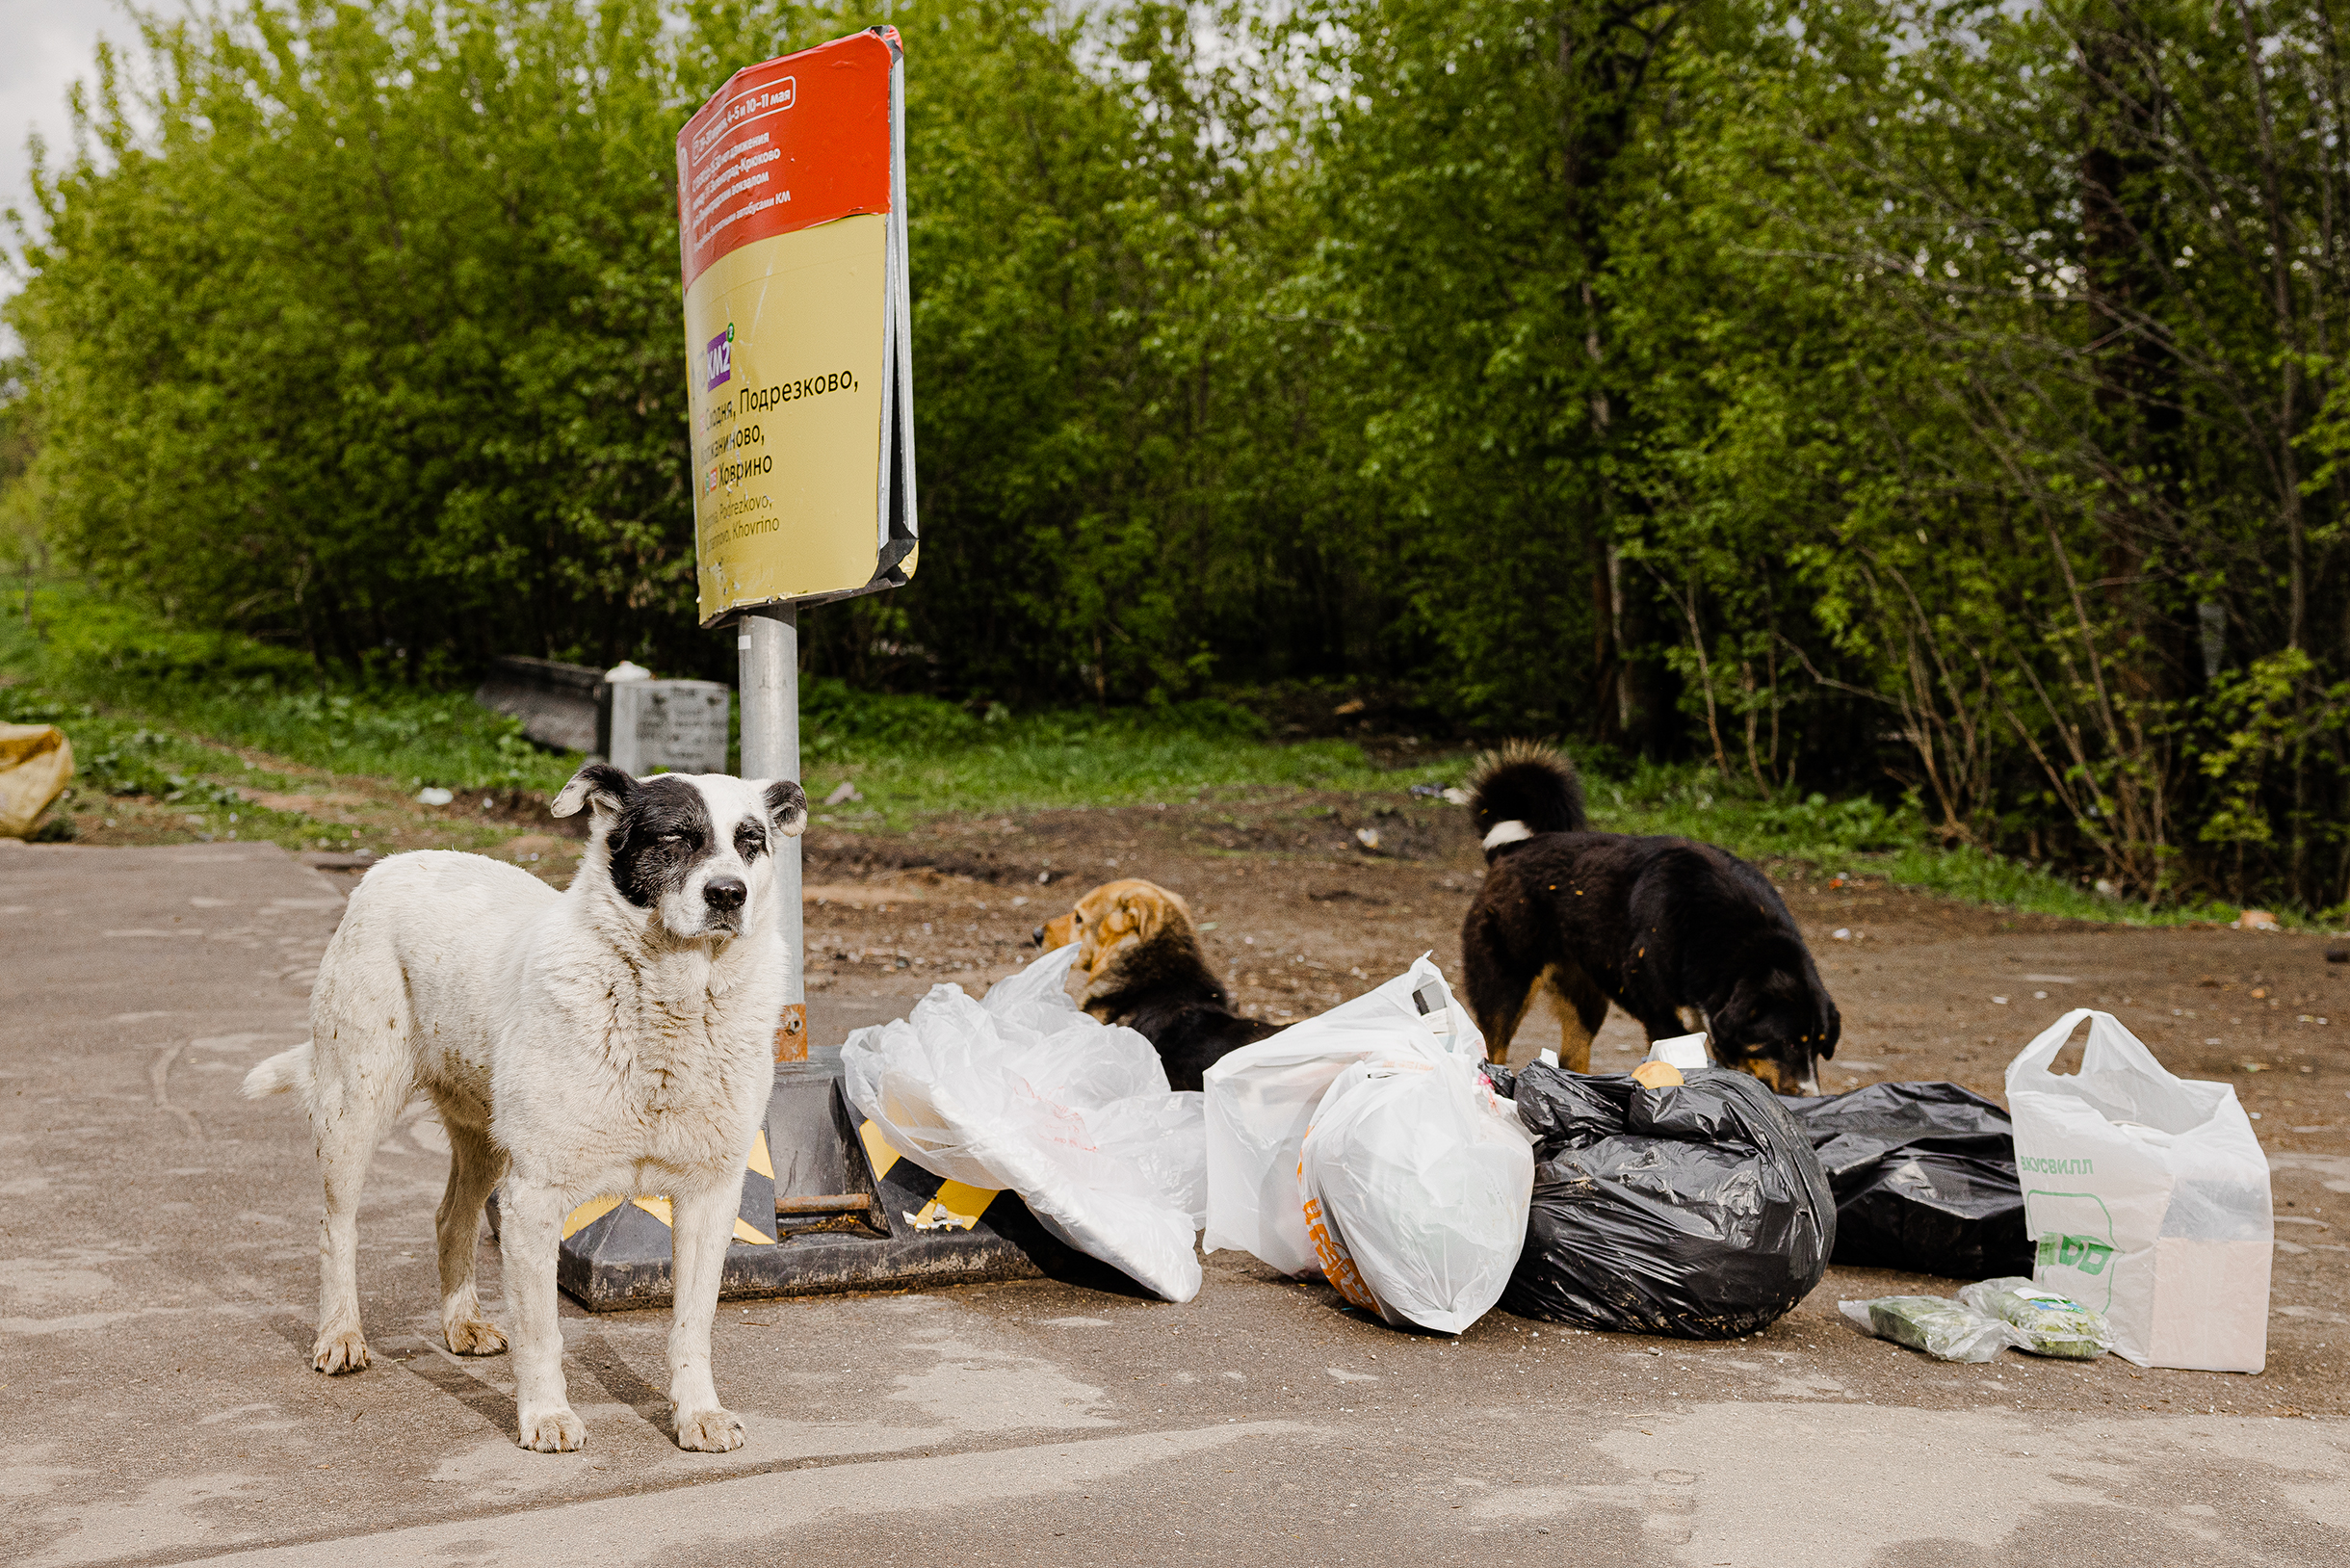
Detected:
left=1583, top=762, right=2249, bottom=927
left=2, top=586, right=578, bottom=795
left=0, top=580, right=1385, bottom=826
left=800, top=677, right=1386, bottom=823
left=0, top=579, right=2260, bottom=927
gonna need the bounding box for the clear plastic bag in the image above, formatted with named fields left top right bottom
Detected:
left=1840, top=1294, right=2023, bottom=1362
left=1957, top=1275, right=2114, bottom=1360
left=841, top=945, right=1206, bottom=1301
left=1296, top=1054, right=1534, bottom=1335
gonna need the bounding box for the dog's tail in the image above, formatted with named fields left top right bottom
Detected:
left=242, top=1041, right=315, bottom=1103
left=1466, top=741, right=1587, bottom=857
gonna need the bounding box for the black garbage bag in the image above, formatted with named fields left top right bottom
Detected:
left=1498, top=1064, right=1836, bottom=1339
left=1778, top=1082, right=2032, bottom=1280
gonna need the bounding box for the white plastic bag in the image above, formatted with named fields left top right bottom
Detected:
left=841, top=945, right=1206, bottom=1301
left=1298, top=1054, right=1534, bottom=1335
left=1202, top=954, right=1486, bottom=1277
left=2004, top=1008, right=2272, bottom=1372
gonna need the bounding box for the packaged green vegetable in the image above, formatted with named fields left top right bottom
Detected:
left=1958, top=1276, right=2113, bottom=1360
left=1839, top=1294, right=2020, bottom=1363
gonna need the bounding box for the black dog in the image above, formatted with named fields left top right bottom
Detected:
left=1036, top=878, right=1278, bottom=1091
left=1459, top=743, right=1840, bottom=1093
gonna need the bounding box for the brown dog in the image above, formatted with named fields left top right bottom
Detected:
left=1034, top=878, right=1276, bottom=1090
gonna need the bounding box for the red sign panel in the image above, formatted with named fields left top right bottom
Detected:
left=676, top=30, right=896, bottom=291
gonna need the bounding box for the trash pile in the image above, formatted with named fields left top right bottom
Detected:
left=841, top=944, right=1207, bottom=1302
left=840, top=960, right=2273, bottom=1372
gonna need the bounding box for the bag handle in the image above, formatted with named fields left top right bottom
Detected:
left=2006, top=1007, right=2175, bottom=1096
left=2005, top=1007, right=2094, bottom=1088
left=2079, top=1010, right=2173, bottom=1082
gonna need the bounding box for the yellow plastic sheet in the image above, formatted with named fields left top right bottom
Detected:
left=0, top=723, right=73, bottom=838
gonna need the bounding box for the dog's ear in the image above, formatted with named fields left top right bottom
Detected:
left=552, top=763, right=640, bottom=820
left=1126, top=882, right=1190, bottom=948
left=762, top=779, right=808, bottom=838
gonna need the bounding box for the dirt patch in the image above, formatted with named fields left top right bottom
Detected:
left=246, top=790, right=373, bottom=813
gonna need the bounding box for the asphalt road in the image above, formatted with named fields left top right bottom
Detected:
left=3, top=840, right=2344, bottom=1567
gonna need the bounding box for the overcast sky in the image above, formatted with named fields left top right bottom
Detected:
left=1, top=3, right=117, bottom=280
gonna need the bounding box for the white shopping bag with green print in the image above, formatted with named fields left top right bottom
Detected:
left=2005, top=1009, right=2271, bottom=1372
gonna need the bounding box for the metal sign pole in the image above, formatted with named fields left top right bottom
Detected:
left=738, top=605, right=805, bottom=1060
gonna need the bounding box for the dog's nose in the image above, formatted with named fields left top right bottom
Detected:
left=704, top=875, right=746, bottom=913
left=1031, top=926, right=1045, bottom=947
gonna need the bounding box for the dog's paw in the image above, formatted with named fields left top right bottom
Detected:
left=443, top=1317, right=508, bottom=1356
left=673, top=1406, right=744, bottom=1453
left=517, top=1406, right=587, bottom=1452
left=311, top=1329, right=370, bottom=1375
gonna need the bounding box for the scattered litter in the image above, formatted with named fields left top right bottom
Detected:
left=842, top=945, right=1207, bottom=1302
left=1957, top=1277, right=2113, bottom=1359
left=1782, top=1081, right=2032, bottom=1279
left=1840, top=1294, right=2020, bottom=1362
left=1992, top=995, right=2008, bottom=1005
left=1441, top=787, right=1472, bottom=805
left=823, top=780, right=863, bottom=806
left=415, top=787, right=454, bottom=806
left=1204, top=956, right=1485, bottom=1278
left=1500, top=1063, right=1834, bottom=1339
left=2325, top=945, right=2347, bottom=965
left=1354, top=826, right=1382, bottom=851
left=2007, top=1009, right=2273, bottom=1372
left=1648, top=1032, right=1710, bottom=1070
left=1407, top=783, right=1444, bottom=799
left=2235, top=909, right=2280, bottom=931
left=1832, top=928, right=1852, bottom=941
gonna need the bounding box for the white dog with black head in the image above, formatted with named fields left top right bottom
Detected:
left=244, top=764, right=805, bottom=1453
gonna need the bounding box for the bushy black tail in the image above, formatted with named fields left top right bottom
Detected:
left=1465, top=741, right=1586, bottom=856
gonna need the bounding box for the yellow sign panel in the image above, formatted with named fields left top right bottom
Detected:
left=688, top=216, right=892, bottom=611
